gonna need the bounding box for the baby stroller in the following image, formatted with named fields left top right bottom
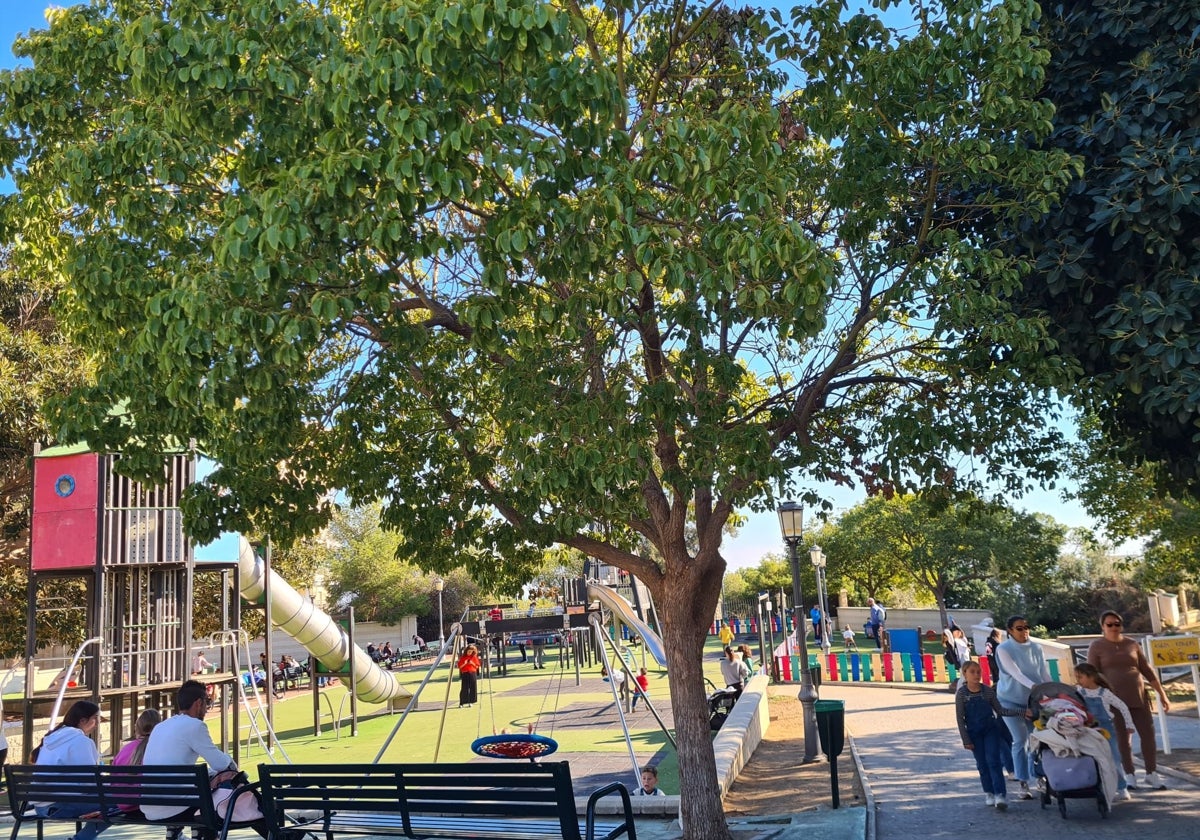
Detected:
left=705, top=678, right=740, bottom=731
left=1027, top=681, right=1113, bottom=820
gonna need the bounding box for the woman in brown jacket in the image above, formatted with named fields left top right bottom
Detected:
left=1086, top=610, right=1171, bottom=790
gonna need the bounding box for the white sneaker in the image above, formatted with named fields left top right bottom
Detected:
left=994, top=795, right=1008, bottom=811
left=1017, top=781, right=1033, bottom=800
left=984, top=793, right=996, bottom=806
left=1143, top=771, right=1166, bottom=790
left=1114, top=788, right=1132, bottom=801
left=1125, top=772, right=1139, bottom=790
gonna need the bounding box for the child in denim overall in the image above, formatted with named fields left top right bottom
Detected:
left=956, top=661, right=1023, bottom=810
left=1074, top=663, right=1134, bottom=801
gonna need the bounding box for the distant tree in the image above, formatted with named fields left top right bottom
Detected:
left=826, top=494, right=1065, bottom=630
left=808, top=516, right=907, bottom=604
left=324, top=504, right=467, bottom=625
left=0, top=247, right=94, bottom=657
left=1003, top=0, right=1200, bottom=491
left=1067, top=414, right=1200, bottom=589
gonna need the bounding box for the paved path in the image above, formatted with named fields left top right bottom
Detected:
left=824, top=683, right=1200, bottom=840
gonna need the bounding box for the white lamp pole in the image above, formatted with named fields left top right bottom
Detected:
left=435, top=577, right=445, bottom=647
left=810, top=545, right=831, bottom=654
left=778, top=501, right=819, bottom=763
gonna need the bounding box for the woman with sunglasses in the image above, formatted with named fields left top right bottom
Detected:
left=1086, top=610, right=1171, bottom=790
left=995, top=615, right=1050, bottom=799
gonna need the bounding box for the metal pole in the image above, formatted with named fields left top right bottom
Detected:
left=787, top=539, right=819, bottom=763
left=756, top=594, right=768, bottom=679
left=818, top=565, right=832, bottom=654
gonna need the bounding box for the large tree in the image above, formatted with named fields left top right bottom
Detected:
left=1006, top=0, right=1200, bottom=490
left=0, top=0, right=1074, bottom=831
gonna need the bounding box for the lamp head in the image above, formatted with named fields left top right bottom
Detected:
left=777, top=501, right=803, bottom=544
left=434, top=577, right=444, bottom=592
left=809, top=545, right=825, bottom=567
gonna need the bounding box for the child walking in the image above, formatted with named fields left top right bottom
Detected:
left=631, top=667, right=650, bottom=711
left=1074, top=663, right=1134, bottom=801
left=956, top=660, right=1022, bottom=810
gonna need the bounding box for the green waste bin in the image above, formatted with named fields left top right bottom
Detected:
left=814, top=699, right=845, bottom=758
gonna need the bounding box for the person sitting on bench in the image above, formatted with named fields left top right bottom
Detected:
left=142, top=681, right=298, bottom=840
left=31, top=700, right=110, bottom=840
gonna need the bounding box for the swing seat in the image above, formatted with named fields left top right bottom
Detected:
left=471, top=733, right=559, bottom=760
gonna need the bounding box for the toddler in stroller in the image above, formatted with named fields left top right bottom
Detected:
left=1027, top=681, right=1119, bottom=819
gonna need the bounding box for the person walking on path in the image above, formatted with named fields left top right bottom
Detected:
left=1074, top=662, right=1134, bottom=801
left=631, top=667, right=650, bottom=711
left=956, top=661, right=1024, bottom=811
left=1086, top=609, right=1171, bottom=790
left=983, top=627, right=1003, bottom=686
left=719, top=622, right=734, bottom=648
left=995, top=614, right=1050, bottom=799
left=456, top=644, right=481, bottom=708
left=867, top=598, right=886, bottom=649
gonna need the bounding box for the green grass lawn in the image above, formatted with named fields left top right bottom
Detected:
left=214, top=640, right=723, bottom=791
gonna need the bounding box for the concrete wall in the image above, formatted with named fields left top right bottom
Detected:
left=581, top=672, right=771, bottom=818
left=196, top=618, right=419, bottom=666
left=836, top=607, right=993, bottom=634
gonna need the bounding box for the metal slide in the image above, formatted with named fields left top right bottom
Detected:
left=586, top=582, right=669, bottom=667
left=237, top=537, right=413, bottom=704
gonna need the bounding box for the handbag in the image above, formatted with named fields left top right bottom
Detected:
left=211, top=771, right=264, bottom=823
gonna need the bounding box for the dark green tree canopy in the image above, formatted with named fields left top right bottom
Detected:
left=1009, top=0, right=1200, bottom=489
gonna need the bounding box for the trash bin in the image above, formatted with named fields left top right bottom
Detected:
left=809, top=665, right=822, bottom=688
left=814, top=699, right=845, bottom=758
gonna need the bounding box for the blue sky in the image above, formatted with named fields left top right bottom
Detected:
left=1, top=1, right=1098, bottom=570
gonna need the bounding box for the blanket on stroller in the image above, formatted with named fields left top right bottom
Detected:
left=1028, top=724, right=1117, bottom=807
left=1027, top=681, right=1117, bottom=807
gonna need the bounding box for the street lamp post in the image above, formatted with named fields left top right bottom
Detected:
left=435, top=577, right=445, bottom=648
left=810, top=545, right=831, bottom=654
left=778, top=501, right=819, bottom=763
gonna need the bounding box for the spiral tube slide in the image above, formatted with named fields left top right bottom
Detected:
left=237, top=537, right=413, bottom=705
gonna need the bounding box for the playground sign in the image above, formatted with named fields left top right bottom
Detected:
left=1148, top=635, right=1200, bottom=667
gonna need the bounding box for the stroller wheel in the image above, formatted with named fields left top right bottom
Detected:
left=1058, top=796, right=1067, bottom=819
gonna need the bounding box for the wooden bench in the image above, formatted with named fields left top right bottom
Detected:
left=3, top=764, right=254, bottom=840
left=259, top=761, right=636, bottom=840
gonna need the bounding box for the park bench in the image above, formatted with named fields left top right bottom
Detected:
left=3, top=764, right=255, bottom=840
left=258, top=761, right=636, bottom=840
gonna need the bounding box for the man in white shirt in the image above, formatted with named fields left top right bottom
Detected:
left=142, top=681, right=293, bottom=839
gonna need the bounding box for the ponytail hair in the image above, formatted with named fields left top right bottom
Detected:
left=129, top=708, right=162, bottom=765
left=1074, top=662, right=1112, bottom=690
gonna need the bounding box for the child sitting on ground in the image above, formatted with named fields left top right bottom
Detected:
left=634, top=764, right=665, bottom=796
left=842, top=626, right=857, bottom=651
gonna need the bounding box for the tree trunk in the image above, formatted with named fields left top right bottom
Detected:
left=657, top=556, right=734, bottom=840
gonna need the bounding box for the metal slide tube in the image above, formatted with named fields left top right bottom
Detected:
left=237, top=537, right=412, bottom=705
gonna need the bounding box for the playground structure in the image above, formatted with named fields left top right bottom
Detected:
left=17, top=445, right=242, bottom=760
left=15, top=445, right=427, bottom=761
left=14, top=443, right=672, bottom=767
